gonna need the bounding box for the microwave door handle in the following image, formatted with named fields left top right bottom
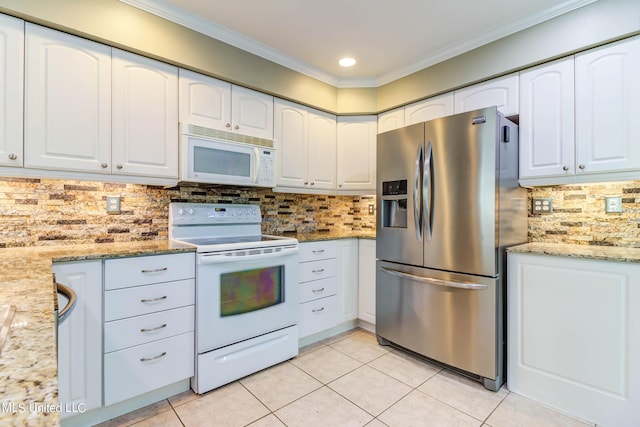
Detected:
left=414, top=144, right=423, bottom=242
left=253, top=148, right=260, bottom=184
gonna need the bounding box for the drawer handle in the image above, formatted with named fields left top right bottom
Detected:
left=312, top=307, right=325, bottom=313
left=140, top=351, right=167, bottom=362
left=141, top=267, right=168, bottom=273
left=312, top=268, right=325, bottom=273
left=312, top=249, right=325, bottom=254
left=140, top=296, right=168, bottom=303
left=140, top=324, right=167, bottom=333
left=312, top=287, right=325, bottom=293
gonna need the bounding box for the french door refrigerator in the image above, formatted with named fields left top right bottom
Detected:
left=375, top=107, right=526, bottom=391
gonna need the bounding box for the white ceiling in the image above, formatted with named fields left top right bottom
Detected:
left=120, top=0, right=598, bottom=88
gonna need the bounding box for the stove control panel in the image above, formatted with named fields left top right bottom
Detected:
left=170, top=203, right=262, bottom=225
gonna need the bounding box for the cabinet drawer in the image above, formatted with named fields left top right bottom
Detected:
left=299, top=277, right=337, bottom=303
left=299, top=259, right=337, bottom=283
left=104, top=332, right=194, bottom=406
left=299, top=295, right=338, bottom=338
left=105, top=252, right=195, bottom=290
left=299, top=241, right=337, bottom=262
left=104, top=279, right=195, bottom=321
left=104, top=305, right=194, bottom=353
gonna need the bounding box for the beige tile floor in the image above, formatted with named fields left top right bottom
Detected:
left=97, top=329, right=595, bottom=427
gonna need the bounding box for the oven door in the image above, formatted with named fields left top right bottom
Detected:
left=196, top=246, right=298, bottom=353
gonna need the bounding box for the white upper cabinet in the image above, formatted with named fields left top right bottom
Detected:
left=179, top=70, right=273, bottom=140
left=337, top=116, right=377, bottom=193
left=24, top=23, right=112, bottom=173
left=377, top=107, right=404, bottom=134
left=0, top=14, right=23, bottom=168
left=231, top=85, right=274, bottom=139
left=275, top=99, right=308, bottom=188
left=405, top=92, right=454, bottom=125
left=274, top=98, right=336, bottom=192
left=519, top=57, right=575, bottom=179
left=112, top=49, right=178, bottom=179
left=308, top=109, right=337, bottom=190
left=454, top=73, right=519, bottom=116
left=178, top=68, right=231, bottom=130
left=575, top=35, right=640, bottom=175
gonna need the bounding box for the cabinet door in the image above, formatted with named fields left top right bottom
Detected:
left=454, top=73, right=519, bottom=116
left=358, top=239, right=376, bottom=326
left=0, top=14, right=23, bottom=167
left=53, top=260, right=103, bottom=418
left=231, top=85, right=274, bottom=139
left=575, top=36, right=640, bottom=174
left=508, top=253, right=640, bottom=427
left=275, top=99, right=308, bottom=188
left=337, top=116, right=377, bottom=193
left=308, top=109, right=337, bottom=190
left=24, top=24, right=111, bottom=173
left=336, top=239, right=359, bottom=323
left=404, top=92, right=454, bottom=125
left=519, top=57, right=575, bottom=178
left=112, top=49, right=178, bottom=178
left=378, top=107, right=404, bottom=133
left=178, top=68, right=231, bottom=130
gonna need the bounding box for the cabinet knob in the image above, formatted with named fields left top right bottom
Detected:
left=234, top=125, right=240, bottom=130
left=101, top=163, right=108, bottom=169
left=116, top=164, right=123, bottom=170
left=310, top=181, right=315, bottom=185
left=303, top=181, right=308, bottom=185
left=578, top=164, right=585, bottom=170
left=338, top=184, right=343, bottom=188
left=8, top=153, right=17, bottom=160
left=225, top=123, right=231, bottom=128
left=562, top=165, right=569, bottom=171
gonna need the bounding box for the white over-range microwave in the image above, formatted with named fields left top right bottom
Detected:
left=180, top=124, right=276, bottom=187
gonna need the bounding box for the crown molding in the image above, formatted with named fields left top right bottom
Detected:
left=120, top=0, right=597, bottom=89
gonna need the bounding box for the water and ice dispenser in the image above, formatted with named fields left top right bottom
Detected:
left=381, top=179, right=408, bottom=228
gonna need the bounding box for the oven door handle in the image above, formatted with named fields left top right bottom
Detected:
left=198, top=247, right=299, bottom=265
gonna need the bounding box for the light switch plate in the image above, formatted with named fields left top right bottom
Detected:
left=532, top=198, right=553, bottom=214
left=106, top=196, right=121, bottom=214
left=605, top=196, right=622, bottom=213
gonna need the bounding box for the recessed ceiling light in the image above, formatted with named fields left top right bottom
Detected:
left=339, top=57, right=356, bottom=67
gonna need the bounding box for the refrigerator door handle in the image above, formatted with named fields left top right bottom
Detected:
left=423, top=142, right=434, bottom=241
left=379, top=267, right=488, bottom=290
left=414, top=144, right=423, bottom=241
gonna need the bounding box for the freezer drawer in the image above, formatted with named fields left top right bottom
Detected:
left=375, top=260, right=502, bottom=387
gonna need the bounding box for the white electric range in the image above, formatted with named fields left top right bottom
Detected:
left=169, top=202, right=299, bottom=394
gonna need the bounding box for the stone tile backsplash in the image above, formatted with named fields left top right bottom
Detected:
left=3, top=177, right=640, bottom=248
left=528, top=181, right=640, bottom=247
left=0, top=177, right=376, bottom=248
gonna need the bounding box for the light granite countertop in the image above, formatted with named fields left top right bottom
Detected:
left=276, top=230, right=376, bottom=243
left=508, top=242, right=640, bottom=263
left=0, top=241, right=194, bottom=427
left=0, top=233, right=375, bottom=426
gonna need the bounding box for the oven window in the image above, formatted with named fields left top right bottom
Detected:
left=220, top=266, right=284, bottom=316
left=194, top=146, right=251, bottom=177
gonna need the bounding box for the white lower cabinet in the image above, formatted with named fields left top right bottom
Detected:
left=336, top=239, right=359, bottom=323
left=298, top=241, right=339, bottom=338
left=357, top=239, right=376, bottom=326
left=53, top=260, right=103, bottom=420
left=508, top=252, right=640, bottom=427
left=103, top=253, right=195, bottom=406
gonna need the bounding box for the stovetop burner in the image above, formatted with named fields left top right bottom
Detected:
left=168, top=202, right=298, bottom=252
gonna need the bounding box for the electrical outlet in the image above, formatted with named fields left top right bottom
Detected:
left=368, top=204, right=375, bottom=214
left=106, top=196, right=121, bottom=214
left=532, top=198, right=553, bottom=214
left=605, top=196, right=622, bottom=213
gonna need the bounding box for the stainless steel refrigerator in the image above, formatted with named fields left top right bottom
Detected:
left=376, top=107, right=527, bottom=391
